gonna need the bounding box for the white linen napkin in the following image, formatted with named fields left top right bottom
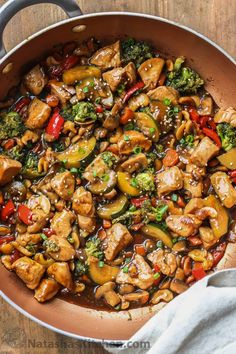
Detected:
left=105, top=269, right=236, bottom=354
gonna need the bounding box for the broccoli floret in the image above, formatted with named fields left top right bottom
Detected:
left=166, top=57, right=204, bottom=94
left=51, top=140, right=66, bottom=152
left=85, top=236, right=104, bottom=260
left=60, top=105, right=74, bottom=121
left=6, top=145, right=27, bottom=162
left=21, top=151, right=45, bottom=179
left=74, top=260, right=88, bottom=277
left=135, top=172, right=155, bottom=192
left=217, top=123, right=236, bottom=151
left=72, top=102, right=97, bottom=123
left=0, top=111, right=26, bottom=140
left=179, top=134, right=194, bottom=147
left=101, top=151, right=118, bottom=168
left=43, top=239, right=60, bottom=253
left=121, top=38, right=153, bottom=67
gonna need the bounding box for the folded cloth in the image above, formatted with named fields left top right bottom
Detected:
left=105, top=269, right=236, bottom=354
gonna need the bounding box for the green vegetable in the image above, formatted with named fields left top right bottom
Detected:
left=124, top=135, right=130, bottom=141
left=171, top=194, right=178, bottom=202
left=60, top=105, right=74, bottom=121
left=156, top=205, right=168, bottom=222
left=40, top=233, right=48, bottom=241
left=153, top=272, right=160, bottom=279
left=43, top=239, right=60, bottom=253
left=122, top=265, right=129, bottom=273
left=98, top=261, right=104, bottom=268
left=85, top=236, right=104, bottom=260
left=88, top=170, right=117, bottom=195
left=97, top=194, right=129, bottom=220
left=5, top=145, right=26, bottom=162
left=133, top=146, right=142, bottom=154
left=179, top=134, right=194, bottom=147
left=166, top=57, right=204, bottom=94
left=163, top=98, right=171, bottom=106
left=101, top=151, right=118, bottom=168
left=72, top=102, right=97, bottom=123
left=74, top=260, right=88, bottom=276
left=21, top=151, right=45, bottom=179
left=135, top=172, right=155, bottom=192
left=156, top=240, right=164, bottom=249
left=216, top=123, right=236, bottom=151
left=0, top=111, right=26, bottom=140
left=117, top=83, right=126, bottom=95
left=121, top=38, right=153, bottom=67
left=141, top=223, right=173, bottom=248
left=51, top=140, right=66, bottom=152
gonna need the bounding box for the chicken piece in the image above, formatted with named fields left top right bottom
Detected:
left=27, top=195, right=51, bottom=233
left=214, top=107, right=236, bottom=127
left=23, top=64, right=48, bottom=95
left=72, top=186, right=95, bottom=217
left=156, top=166, right=183, bottom=196
left=186, top=164, right=206, bottom=180
left=51, top=171, right=75, bottom=201
left=34, top=278, right=60, bottom=302
left=210, top=172, right=236, bottom=208
left=77, top=215, right=96, bottom=234
left=166, top=214, right=202, bottom=237
left=49, top=80, right=72, bottom=106
left=83, top=154, right=109, bottom=183
left=12, top=257, right=45, bottom=289
left=50, top=210, right=75, bottom=238
left=102, top=62, right=136, bottom=92
left=147, top=249, right=177, bottom=276
left=45, top=235, right=75, bottom=261
left=184, top=198, right=204, bottom=214
left=116, top=254, right=154, bottom=290
left=138, top=58, right=165, bottom=89
left=183, top=172, right=203, bottom=198
left=16, top=233, right=41, bottom=247
left=120, top=153, right=148, bottom=173
left=103, top=114, right=119, bottom=130
left=147, top=86, right=179, bottom=105
left=118, top=130, right=151, bottom=155
left=191, top=137, right=219, bottom=167
left=102, top=67, right=124, bottom=92
left=0, top=155, right=22, bottom=186
left=128, top=93, right=150, bottom=111
left=25, top=98, right=51, bottom=129
left=90, top=41, right=121, bottom=70
left=47, top=262, right=73, bottom=289
left=199, top=226, right=217, bottom=249
left=104, top=223, right=133, bottom=261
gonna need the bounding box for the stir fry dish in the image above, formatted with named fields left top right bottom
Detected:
left=1, top=37, right=236, bottom=311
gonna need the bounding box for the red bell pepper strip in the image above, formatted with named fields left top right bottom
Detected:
left=131, top=196, right=149, bottom=208
left=1, top=199, right=15, bottom=221
left=189, top=108, right=200, bottom=123
left=123, top=81, right=145, bottom=103
left=95, top=105, right=104, bottom=113
left=208, top=119, right=216, bottom=131
left=14, top=97, right=30, bottom=113
left=199, top=115, right=209, bottom=128
left=42, top=228, right=55, bottom=237
left=202, top=127, right=222, bottom=148
left=3, top=139, right=15, bottom=150
left=0, top=235, right=15, bottom=245
left=120, top=107, right=134, bottom=125
left=18, top=204, right=32, bottom=225
left=211, top=242, right=227, bottom=267
left=192, top=262, right=206, bottom=280
left=10, top=249, right=21, bottom=263
left=61, top=54, right=79, bottom=70
left=228, top=170, right=236, bottom=178
left=45, top=110, right=64, bottom=140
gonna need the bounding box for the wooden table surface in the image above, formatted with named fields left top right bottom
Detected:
left=0, top=1, right=235, bottom=353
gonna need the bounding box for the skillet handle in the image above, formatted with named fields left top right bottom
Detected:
left=0, top=0, right=83, bottom=58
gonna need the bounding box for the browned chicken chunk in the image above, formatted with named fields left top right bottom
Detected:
left=156, top=166, right=183, bottom=196
left=47, top=262, right=73, bottom=289
left=102, top=62, right=136, bottom=92
left=51, top=171, right=75, bottom=201
left=214, top=107, right=236, bottom=127
left=25, top=98, right=51, bottom=129
left=147, top=249, right=177, bottom=276
left=191, top=137, right=219, bottom=167
left=120, top=153, right=148, bottom=173
left=210, top=172, right=236, bottom=208
left=147, top=86, right=179, bottom=104
left=45, top=235, right=75, bottom=261
left=0, top=155, right=22, bottom=186
left=77, top=214, right=96, bottom=234
left=118, top=131, right=151, bottom=155
left=90, top=41, right=121, bottom=70
left=138, top=58, right=165, bottom=89
left=166, top=214, right=202, bottom=237
left=116, top=254, right=154, bottom=290
left=50, top=210, right=75, bottom=238
left=183, top=172, right=203, bottom=198
left=23, top=64, right=48, bottom=95
left=72, top=186, right=95, bottom=216
left=104, top=223, right=133, bottom=261
left=34, top=278, right=60, bottom=302
left=49, top=80, right=72, bottom=106
left=12, top=257, right=45, bottom=289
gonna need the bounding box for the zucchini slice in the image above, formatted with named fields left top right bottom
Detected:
left=217, top=148, right=236, bottom=170
left=134, top=112, right=159, bottom=142
left=141, top=223, right=173, bottom=248
left=63, top=65, right=101, bottom=85
left=97, top=194, right=129, bottom=220
left=117, top=171, right=141, bottom=196
left=57, top=136, right=96, bottom=168
left=88, top=170, right=117, bottom=195
left=89, top=258, right=119, bottom=285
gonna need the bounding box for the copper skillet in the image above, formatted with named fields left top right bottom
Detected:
left=0, top=0, right=236, bottom=344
